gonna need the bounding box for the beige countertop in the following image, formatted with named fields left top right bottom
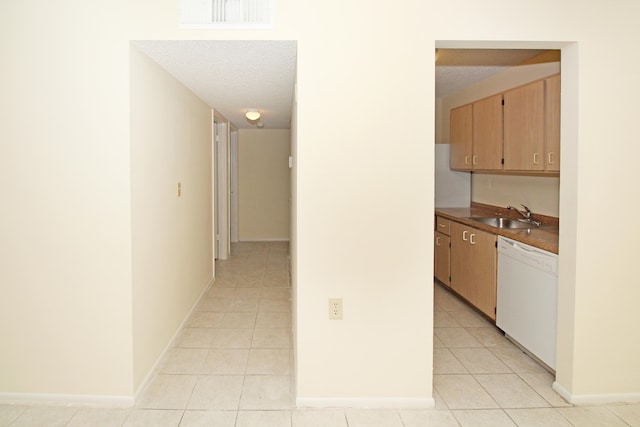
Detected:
left=435, top=203, right=559, bottom=254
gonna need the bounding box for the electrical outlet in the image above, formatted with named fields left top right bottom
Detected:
left=328, top=298, right=343, bottom=320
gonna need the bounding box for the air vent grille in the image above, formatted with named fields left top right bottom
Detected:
left=180, top=0, right=272, bottom=28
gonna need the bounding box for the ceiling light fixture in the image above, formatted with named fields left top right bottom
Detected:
left=245, top=110, right=261, bottom=121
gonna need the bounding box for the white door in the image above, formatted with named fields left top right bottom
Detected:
left=230, top=128, right=239, bottom=243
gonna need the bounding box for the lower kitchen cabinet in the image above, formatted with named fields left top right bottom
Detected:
left=449, top=221, right=497, bottom=320
left=434, top=230, right=450, bottom=286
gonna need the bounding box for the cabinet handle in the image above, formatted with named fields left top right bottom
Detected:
left=436, top=236, right=441, bottom=246
left=438, top=223, right=446, bottom=228
left=462, top=230, right=468, bottom=241
left=470, top=233, right=476, bottom=245
left=548, top=152, right=555, bottom=165
left=533, top=152, right=540, bottom=165
left=464, top=155, right=470, bottom=165
left=472, top=155, right=478, bottom=165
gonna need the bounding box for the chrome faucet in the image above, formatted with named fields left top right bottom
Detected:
left=508, top=204, right=532, bottom=220
left=507, top=204, right=541, bottom=226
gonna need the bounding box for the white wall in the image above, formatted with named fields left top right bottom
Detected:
left=1, top=0, right=640, bottom=406
left=129, top=46, right=213, bottom=391
left=0, top=1, right=134, bottom=400
left=238, top=129, right=291, bottom=241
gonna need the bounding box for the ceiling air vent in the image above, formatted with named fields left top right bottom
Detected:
left=180, top=0, right=273, bottom=29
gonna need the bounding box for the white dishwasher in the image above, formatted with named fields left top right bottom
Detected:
left=496, top=236, right=558, bottom=370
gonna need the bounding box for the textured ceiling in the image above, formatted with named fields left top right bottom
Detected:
left=133, top=42, right=550, bottom=129
left=435, top=49, right=549, bottom=98
left=134, top=40, right=297, bottom=129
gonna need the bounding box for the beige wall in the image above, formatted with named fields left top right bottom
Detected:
left=129, top=46, right=213, bottom=391
left=238, top=129, right=291, bottom=241
left=1, top=0, right=639, bottom=406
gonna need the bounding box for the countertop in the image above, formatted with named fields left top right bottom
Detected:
left=435, top=203, right=559, bottom=254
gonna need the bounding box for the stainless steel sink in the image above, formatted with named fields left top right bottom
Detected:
left=466, top=217, right=539, bottom=229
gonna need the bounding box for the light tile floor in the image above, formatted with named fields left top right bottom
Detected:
left=2, top=241, right=640, bottom=426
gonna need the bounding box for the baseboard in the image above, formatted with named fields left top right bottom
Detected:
left=296, top=397, right=435, bottom=409
left=553, top=381, right=640, bottom=404
left=0, top=392, right=133, bottom=407
left=238, top=238, right=290, bottom=242
left=134, top=276, right=215, bottom=402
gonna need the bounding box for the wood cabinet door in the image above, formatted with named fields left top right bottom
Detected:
left=468, top=228, right=497, bottom=320
left=434, top=231, right=450, bottom=286
left=545, top=74, right=561, bottom=172
left=504, top=80, right=545, bottom=171
left=472, top=94, right=503, bottom=170
left=450, top=104, right=473, bottom=170
left=449, top=221, right=473, bottom=301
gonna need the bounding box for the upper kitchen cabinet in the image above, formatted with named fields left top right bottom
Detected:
left=472, top=94, right=503, bottom=170
left=450, top=96, right=502, bottom=171
left=450, top=104, right=473, bottom=170
left=544, top=74, right=561, bottom=172
left=503, top=80, right=545, bottom=171
left=449, top=73, right=560, bottom=174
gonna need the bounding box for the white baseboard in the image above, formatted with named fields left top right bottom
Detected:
left=0, top=392, right=133, bottom=408
left=553, top=381, right=640, bottom=405
left=296, top=397, right=435, bottom=409
left=134, top=276, right=215, bottom=402
left=238, top=238, right=290, bottom=242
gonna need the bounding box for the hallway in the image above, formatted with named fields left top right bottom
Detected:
left=2, top=242, right=640, bottom=426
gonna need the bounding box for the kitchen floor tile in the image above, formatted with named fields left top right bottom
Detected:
left=252, top=328, right=291, bottom=348
left=474, top=374, right=549, bottom=408
left=0, top=405, right=25, bottom=426
left=607, top=403, right=640, bottom=426
left=201, top=349, right=249, bottom=375
left=160, top=348, right=208, bottom=374
left=434, top=311, right=462, bottom=328
left=399, top=409, right=460, bottom=427
left=255, top=311, right=291, bottom=329
left=434, top=328, right=484, bottom=348
left=434, top=348, right=468, bottom=374
left=65, top=407, right=131, bottom=427
left=466, top=327, right=514, bottom=348
left=452, top=409, right=516, bottom=426
left=179, top=410, right=237, bottom=427
left=433, top=375, right=499, bottom=410
left=517, top=373, right=570, bottom=407
left=246, top=348, right=291, bottom=375
left=209, top=328, right=254, bottom=348
left=450, top=348, right=511, bottom=374
left=292, top=409, right=348, bottom=427
left=187, top=375, right=244, bottom=410
left=136, top=374, right=197, bottom=409
left=188, top=311, right=225, bottom=328
left=217, top=312, right=256, bottom=329
left=489, top=347, right=549, bottom=374
left=555, top=406, right=629, bottom=426
left=122, top=409, right=183, bottom=427
left=239, top=375, right=292, bottom=410
left=345, top=409, right=404, bottom=427
left=236, top=410, right=291, bottom=427
left=7, top=406, right=77, bottom=427
left=504, top=408, right=572, bottom=426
